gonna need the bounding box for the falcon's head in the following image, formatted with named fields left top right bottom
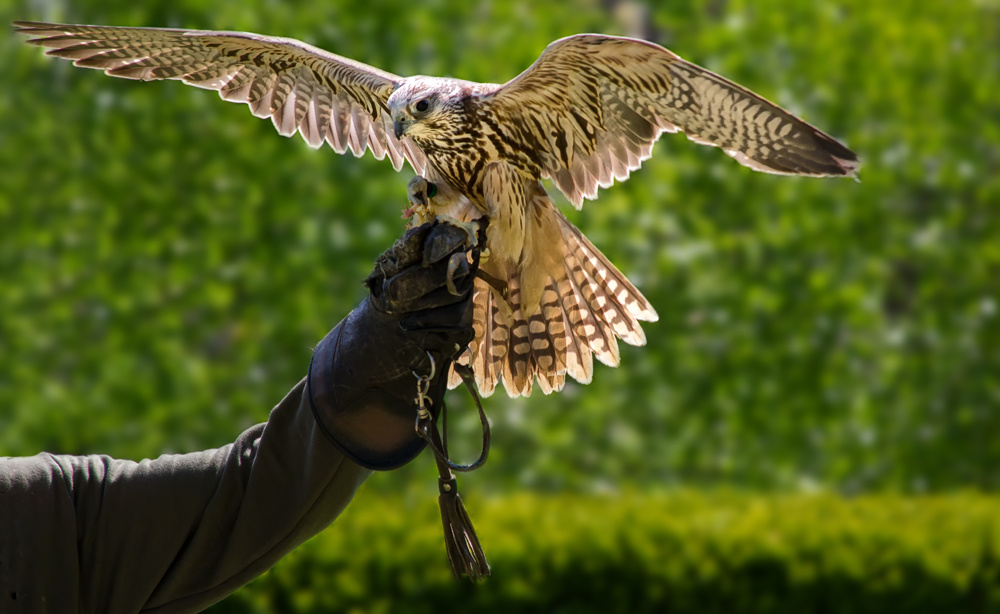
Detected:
left=388, top=77, right=470, bottom=144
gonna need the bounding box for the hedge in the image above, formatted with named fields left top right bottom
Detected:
left=208, top=491, right=1000, bottom=614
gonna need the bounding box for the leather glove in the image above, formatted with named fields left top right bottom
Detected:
left=307, top=218, right=485, bottom=470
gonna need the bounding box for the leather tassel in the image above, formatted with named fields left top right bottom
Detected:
left=414, top=357, right=491, bottom=579
left=435, top=463, right=489, bottom=579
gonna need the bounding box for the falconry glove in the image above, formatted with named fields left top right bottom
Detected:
left=308, top=217, right=480, bottom=468
left=307, top=217, right=491, bottom=579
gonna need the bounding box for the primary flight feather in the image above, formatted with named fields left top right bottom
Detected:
left=15, top=21, right=859, bottom=398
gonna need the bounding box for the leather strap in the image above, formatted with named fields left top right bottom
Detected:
left=411, top=353, right=491, bottom=579
left=414, top=358, right=491, bottom=473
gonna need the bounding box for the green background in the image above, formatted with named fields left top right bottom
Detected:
left=1, top=0, right=997, bottom=609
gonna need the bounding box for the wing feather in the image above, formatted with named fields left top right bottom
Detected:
left=483, top=34, right=859, bottom=208
left=14, top=21, right=424, bottom=172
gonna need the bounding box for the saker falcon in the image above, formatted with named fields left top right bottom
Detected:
left=16, top=21, right=859, bottom=398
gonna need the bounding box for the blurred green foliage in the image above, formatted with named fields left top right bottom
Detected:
left=206, top=490, right=1000, bottom=613
left=1, top=0, right=998, bottom=494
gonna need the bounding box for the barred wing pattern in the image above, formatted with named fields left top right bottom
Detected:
left=14, top=21, right=427, bottom=173
left=485, top=34, right=859, bottom=207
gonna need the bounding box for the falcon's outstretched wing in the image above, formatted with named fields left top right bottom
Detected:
left=483, top=34, right=858, bottom=207
left=14, top=21, right=426, bottom=173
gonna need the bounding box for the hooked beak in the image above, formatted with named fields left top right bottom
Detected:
left=393, top=119, right=409, bottom=139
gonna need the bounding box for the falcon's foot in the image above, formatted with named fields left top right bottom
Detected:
left=401, top=180, right=496, bottom=297
left=404, top=176, right=438, bottom=228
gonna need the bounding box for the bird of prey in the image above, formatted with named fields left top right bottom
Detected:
left=16, top=21, right=859, bottom=398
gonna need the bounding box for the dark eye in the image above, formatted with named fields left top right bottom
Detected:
left=415, top=99, right=430, bottom=113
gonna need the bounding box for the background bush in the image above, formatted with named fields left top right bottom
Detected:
left=207, top=491, right=1000, bottom=614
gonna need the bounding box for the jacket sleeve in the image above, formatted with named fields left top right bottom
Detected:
left=0, top=368, right=371, bottom=614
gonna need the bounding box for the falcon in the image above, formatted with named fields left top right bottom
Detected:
left=16, top=21, right=859, bottom=398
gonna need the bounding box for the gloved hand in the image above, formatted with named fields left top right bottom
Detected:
left=307, top=217, right=486, bottom=470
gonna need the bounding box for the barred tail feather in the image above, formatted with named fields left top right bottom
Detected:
left=554, top=209, right=658, bottom=323
left=502, top=278, right=535, bottom=397
left=556, top=275, right=595, bottom=386
left=457, top=277, right=504, bottom=397
left=528, top=285, right=566, bottom=395
left=454, top=207, right=656, bottom=399
left=562, top=247, right=622, bottom=367
left=485, top=294, right=508, bottom=395
left=462, top=277, right=491, bottom=392
left=564, top=232, right=645, bottom=348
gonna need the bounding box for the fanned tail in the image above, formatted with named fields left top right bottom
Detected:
left=451, top=203, right=657, bottom=398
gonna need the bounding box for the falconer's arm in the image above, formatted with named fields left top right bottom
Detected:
left=0, top=220, right=481, bottom=614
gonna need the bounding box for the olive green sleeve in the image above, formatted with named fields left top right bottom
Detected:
left=0, top=378, right=372, bottom=614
